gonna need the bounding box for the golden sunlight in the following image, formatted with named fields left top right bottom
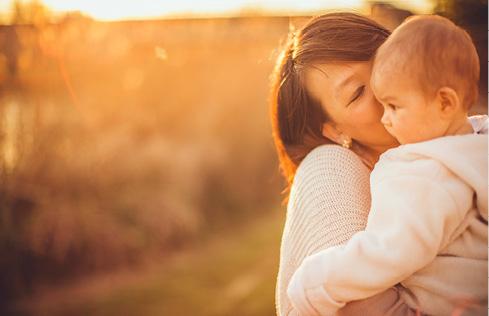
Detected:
left=3, top=0, right=436, bottom=21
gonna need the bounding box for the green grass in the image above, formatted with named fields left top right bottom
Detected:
left=11, top=210, right=284, bottom=316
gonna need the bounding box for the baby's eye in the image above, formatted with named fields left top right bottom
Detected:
left=388, top=103, right=397, bottom=110
left=348, top=85, right=365, bottom=105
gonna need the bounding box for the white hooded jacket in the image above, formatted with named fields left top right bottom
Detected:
left=287, top=116, right=488, bottom=316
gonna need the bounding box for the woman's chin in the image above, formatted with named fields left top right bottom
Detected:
left=364, top=136, right=399, bottom=153
left=379, top=130, right=400, bottom=148
left=381, top=139, right=400, bottom=150
left=372, top=133, right=399, bottom=149
left=386, top=136, right=400, bottom=147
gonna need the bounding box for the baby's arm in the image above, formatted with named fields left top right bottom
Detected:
left=287, top=173, right=468, bottom=316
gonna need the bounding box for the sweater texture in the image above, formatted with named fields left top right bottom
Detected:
left=275, top=145, right=372, bottom=316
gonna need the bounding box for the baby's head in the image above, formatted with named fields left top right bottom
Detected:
left=371, top=15, right=479, bottom=144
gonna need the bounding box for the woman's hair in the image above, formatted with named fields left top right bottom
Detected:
left=269, top=12, right=390, bottom=190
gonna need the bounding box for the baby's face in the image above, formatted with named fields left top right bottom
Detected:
left=371, top=65, right=447, bottom=145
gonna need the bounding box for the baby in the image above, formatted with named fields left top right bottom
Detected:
left=287, top=15, right=488, bottom=316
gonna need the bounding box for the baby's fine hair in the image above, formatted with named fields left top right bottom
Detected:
left=374, top=15, right=480, bottom=109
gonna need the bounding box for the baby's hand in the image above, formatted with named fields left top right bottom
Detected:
left=287, top=253, right=345, bottom=316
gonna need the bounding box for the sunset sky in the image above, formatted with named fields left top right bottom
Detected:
left=1, top=0, right=435, bottom=21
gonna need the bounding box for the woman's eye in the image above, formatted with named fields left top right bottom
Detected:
left=348, top=85, right=365, bottom=105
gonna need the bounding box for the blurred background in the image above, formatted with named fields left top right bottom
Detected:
left=0, top=0, right=486, bottom=315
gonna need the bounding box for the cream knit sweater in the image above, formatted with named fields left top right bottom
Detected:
left=275, top=145, right=372, bottom=316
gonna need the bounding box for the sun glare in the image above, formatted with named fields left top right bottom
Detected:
left=3, top=0, right=435, bottom=21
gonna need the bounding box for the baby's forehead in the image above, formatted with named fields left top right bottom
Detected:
left=372, top=56, right=403, bottom=83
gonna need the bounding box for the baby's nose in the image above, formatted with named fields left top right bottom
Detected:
left=381, top=112, right=391, bottom=126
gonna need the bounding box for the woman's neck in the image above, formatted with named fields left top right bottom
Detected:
left=353, top=142, right=394, bottom=170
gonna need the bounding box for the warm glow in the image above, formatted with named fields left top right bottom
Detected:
left=1, top=0, right=436, bottom=21
left=397, top=0, right=436, bottom=13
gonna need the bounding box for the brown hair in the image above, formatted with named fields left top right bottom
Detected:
left=270, top=12, right=390, bottom=190
left=374, top=15, right=480, bottom=110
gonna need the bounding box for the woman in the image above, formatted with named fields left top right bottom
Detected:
left=270, top=13, right=414, bottom=315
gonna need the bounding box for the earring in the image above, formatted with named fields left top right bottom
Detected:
left=341, top=137, right=352, bottom=149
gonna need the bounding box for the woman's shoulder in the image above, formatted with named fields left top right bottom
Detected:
left=296, top=144, right=369, bottom=179
left=289, top=144, right=371, bottom=206
left=286, top=145, right=371, bottom=247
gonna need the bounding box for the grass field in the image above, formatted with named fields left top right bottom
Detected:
left=10, top=209, right=284, bottom=316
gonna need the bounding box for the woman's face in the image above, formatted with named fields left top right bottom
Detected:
left=304, top=62, right=398, bottom=152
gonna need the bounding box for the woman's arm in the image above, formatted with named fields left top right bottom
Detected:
left=276, top=145, right=371, bottom=316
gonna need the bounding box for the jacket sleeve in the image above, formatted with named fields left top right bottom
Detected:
left=287, top=174, right=466, bottom=316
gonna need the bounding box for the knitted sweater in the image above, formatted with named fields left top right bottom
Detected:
left=275, top=145, right=372, bottom=316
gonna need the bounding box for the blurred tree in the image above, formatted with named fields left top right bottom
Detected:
left=434, top=0, right=487, bottom=25
left=10, top=0, right=51, bottom=25
left=3, top=26, right=20, bottom=78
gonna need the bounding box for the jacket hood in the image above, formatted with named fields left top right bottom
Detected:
left=391, top=133, right=488, bottom=220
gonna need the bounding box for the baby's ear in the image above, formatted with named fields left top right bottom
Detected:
left=437, top=87, right=461, bottom=117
